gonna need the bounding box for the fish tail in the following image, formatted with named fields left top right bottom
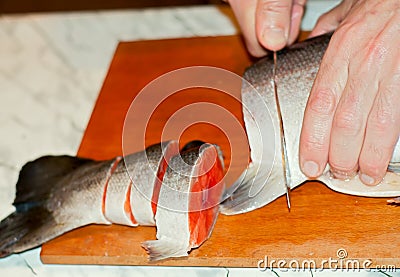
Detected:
left=0, top=155, right=94, bottom=257
left=0, top=207, right=53, bottom=257
left=141, top=239, right=189, bottom=261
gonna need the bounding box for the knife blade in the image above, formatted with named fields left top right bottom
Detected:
left=272, top=51, right=292, bottom=211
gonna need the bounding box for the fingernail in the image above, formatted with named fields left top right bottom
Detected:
left=303, top=161, right=319, bottom=177
left=262, top=28, right=287, bottom=50
left=360, top=173, right=375, bottom=186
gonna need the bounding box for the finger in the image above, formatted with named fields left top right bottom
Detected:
left=359, top=42, right=400, bottom=185
left=328, top=58, right=377, bottom=179
left=288, top=0, right=307, bottom=45
left=229, top=0, right=268, bottom=57
left=299, top=31, right=349, bottom=178
left=255, top=0, right=292, bottom=51
left=309, top=1, right=352, bottom=38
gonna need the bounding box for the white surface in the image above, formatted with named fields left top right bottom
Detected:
left=1, top=2, right=393, bottom=276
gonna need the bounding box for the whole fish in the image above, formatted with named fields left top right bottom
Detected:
left=221, top=33, right=400, bottom=215
left=0, top=141, right=225, bottom=260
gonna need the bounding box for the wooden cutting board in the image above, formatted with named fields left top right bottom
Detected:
left=40, top=34, right=400, bottom=268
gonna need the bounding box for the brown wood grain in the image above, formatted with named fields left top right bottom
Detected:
left=40, top=33, right=400, bottom=268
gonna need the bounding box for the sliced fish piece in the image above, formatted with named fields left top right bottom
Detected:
left=150, top=141, right=181, bottom=216
left=105, top=141, right=179, bottom=226
left=142, top=143, right=225, bottom=261
left=104, top=157, right=138, bottom=226
left=221, top=33, right=400, bottom=215
left=128, top=140, right=179, bottom=226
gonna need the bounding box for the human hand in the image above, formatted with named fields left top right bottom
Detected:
left=227, top=0, right=307, bottom=56
left=299, top=0, right=400, bottom=185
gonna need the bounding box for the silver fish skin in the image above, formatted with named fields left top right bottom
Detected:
left=0, top=142, right=176, bottom=258
left=126, top=141, right=179, bottom=225
left=142, top=143, right=225, bottom=261
left=221, top=33, right=400, bottom=215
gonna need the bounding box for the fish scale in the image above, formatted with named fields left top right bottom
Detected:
left=104, top=157, right=138, bottom=226
left=127, top=141, right=179, bottom=226
left=49, top=160, right=114, bottom=225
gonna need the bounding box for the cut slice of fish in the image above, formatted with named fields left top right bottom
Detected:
left=127, top=141, right=180, bottom=226
left=142, top=143, right=225, bottom=261
left=104, top=157, right=138, bottom=226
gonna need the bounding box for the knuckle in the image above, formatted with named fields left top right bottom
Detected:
left=294, top=0, right=306, bottom=6
left=260, top=0, right=291, bottom=14
left=333, top=109, right=363, bottom=136
left=368, top=99, right=395, bottom=134
left=369, top=115, right=393, bottom=134
left=346, top=72, right=368, bottom=93
left=331, top=24, right=355, bottom=56
left=360, top=143, right=392, bottom=175
left=364, top=38, right=388, bottom=65
left=302, top=135, right=326, bottom=154
left=333, top=75, right=368, bottom=136
left=308, top=88, right=336, bottom=116
left=331, top=24, right=348, bottom=42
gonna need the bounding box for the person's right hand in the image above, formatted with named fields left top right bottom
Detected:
left=227, top=0, right=307, bottom=57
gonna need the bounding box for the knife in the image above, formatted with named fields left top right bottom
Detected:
left=272, top=51, right=292, bottom=211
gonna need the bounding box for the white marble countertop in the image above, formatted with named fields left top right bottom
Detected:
left=0, top=2, right=390, bottom=276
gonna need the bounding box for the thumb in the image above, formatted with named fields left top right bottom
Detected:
left=256, top=0, right=293, bottom=51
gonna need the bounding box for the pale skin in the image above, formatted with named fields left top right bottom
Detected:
left=228, top=0, right=400, bottom=186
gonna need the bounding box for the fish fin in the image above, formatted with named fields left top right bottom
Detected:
left=0, top=207, right=54, bottom=257
left=0, top=155, right=96, bottom=257
left=13, top=155, right=93, bottom=211
left=141, top=238, right=189, bottom=261
left=220, top=162, right=283, bottom=215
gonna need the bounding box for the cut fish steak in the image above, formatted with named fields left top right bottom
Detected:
left=143, top=143, right=225, bottom=260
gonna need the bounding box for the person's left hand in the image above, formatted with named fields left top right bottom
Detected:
left=227, top=0, right=307, bottom=56
left=299, top=0, right=400, bottom=186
